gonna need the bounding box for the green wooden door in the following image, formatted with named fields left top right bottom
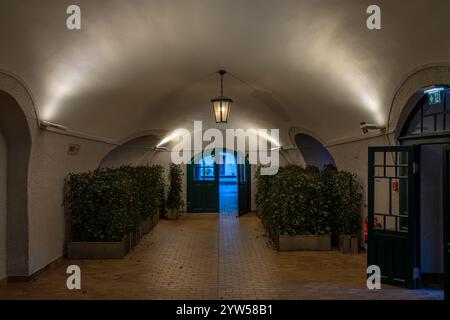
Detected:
left=444, top=145, right=450, bottom=300
left=368, top=146, right=420, bottom=288
left=186, top=152, right=219, bottom=213
left=237, top=158, right=251, bottom=216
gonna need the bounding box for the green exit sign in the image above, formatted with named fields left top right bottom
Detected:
left=428, top=91, right=442, bottom=105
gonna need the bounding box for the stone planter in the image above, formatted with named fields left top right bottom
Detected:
left=67, top=239, right=128, bottom=259
left=340, top=235, right=359, bottom=254
left=166, top=208, right=180, bottom=220
left=279, top=234, right=331, bottom=251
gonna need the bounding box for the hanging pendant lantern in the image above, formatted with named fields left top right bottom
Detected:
left=211, top=70, right=232, bottom=123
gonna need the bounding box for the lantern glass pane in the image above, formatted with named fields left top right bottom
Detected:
left=212, top=99, right=231, bottom=122
left=221, top=101, right=230, bottom=121
left=213, top=101, right=222, bottom=122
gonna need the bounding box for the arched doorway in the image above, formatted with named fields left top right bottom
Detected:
left=0, top=90, right=32, bottom=280
left=294, top=133, right=335, bottom=169
left=368, top=85, right=450, bottom=299
left=186, top=149, right=251, bottom=216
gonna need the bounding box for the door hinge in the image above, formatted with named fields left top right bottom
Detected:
left=413, top=162, right=419, bottom=174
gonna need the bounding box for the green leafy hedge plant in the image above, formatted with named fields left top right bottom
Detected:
left=65, top=165, right=164, bottom=242
left=166, top=164, right=183, bottom=210
left=256, top=164, right=362, bottom=241
left=257, top=165, right=330, bottom=237
left=322, top=165, right=362, bottom=236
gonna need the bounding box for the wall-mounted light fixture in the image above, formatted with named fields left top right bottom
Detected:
left=40, top=120, right=68, bottom=131
left=211, top=70, right=232, bottom=123
left=360, top=122, right=386, bottom=134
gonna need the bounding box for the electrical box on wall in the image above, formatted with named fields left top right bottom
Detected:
left=67, top=144, right=80, bottom=156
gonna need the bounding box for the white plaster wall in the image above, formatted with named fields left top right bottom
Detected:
left=0, top=130, right=7, bottom=280
left=27, top=130, right=114, bottom=274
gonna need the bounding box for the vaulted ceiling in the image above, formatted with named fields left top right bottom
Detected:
left=1, top=0, right=450, bottom=146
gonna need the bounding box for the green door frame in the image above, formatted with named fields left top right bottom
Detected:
left=389, top=87, right=450, bottom=296
left=368, top=145, right=420, bottom=288
left=186, top=148, right=251, bottom=215
left=186, top=150, right=219, bottom=213
left=401, top=139, right=450, bottom=298
left=444, top=145, right=450, bottom=300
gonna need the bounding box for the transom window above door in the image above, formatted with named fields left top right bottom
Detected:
left=403, top=87, right=450, bottom=137
left=194, top=155, right=215, bottom=181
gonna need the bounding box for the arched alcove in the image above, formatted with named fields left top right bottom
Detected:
left=294, top=133, right=335, bottom=170
left=99, top=135, right=160, bottom=168
left=0, top=90, right=32, bottom=278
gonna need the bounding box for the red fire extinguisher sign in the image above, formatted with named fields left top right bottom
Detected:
left=392, top=180, right=399, bottom=192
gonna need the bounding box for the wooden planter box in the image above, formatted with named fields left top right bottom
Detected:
left=67, top=239, right=128, bottom=259
left=166, top=208, right=180, bottom=220
left=279, top=234, right=331, bottom=251
left=340, top=235, right=359, bottom=254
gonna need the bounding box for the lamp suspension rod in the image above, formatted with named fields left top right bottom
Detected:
left=218, top=69, right=226, bottom=96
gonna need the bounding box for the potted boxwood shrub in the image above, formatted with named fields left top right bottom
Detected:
left=65, top=169, right=134, bottom=259
left=131, top=165, right=164, bottom=234
left=329, top=171, right=362, bottom=254
left=166, top=164, right=183, bottom=220
left=64, top=166, right=166, bottom=258
left=257, top=165, right=332, bottom=251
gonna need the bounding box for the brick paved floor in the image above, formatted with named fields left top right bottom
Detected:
left=0, top=212, right=443, bottom=300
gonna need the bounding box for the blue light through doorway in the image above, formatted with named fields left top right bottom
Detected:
left=219, top=151, right=238, bottom=215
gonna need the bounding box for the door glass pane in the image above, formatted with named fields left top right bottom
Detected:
left=374, top=178, right=390, bottom=214
left=398, top=152, right=409, bottom=178
left=436, top=114, right=444, bottom=131
left=398, top=151, right=408, bottom=165
left=385, top=216, right=397, bottom=231
left=374, top=166, right=384, bottom=177
left=374, top=152, right=384, bottom=166
left=194, top=156, right=215, bottom=181
left=406, top=110, right=422, bottom=135
left=386, top=167, right=396, bottom=178
left=374, top=214, right=385, bottom=230
left=423, top=115, right=435, bottom=133
left=423, top=99, right=444, bottom=115
left=385, top=152, right=396, bottom=166
left=372, top=150, right=409, bottom=233
left=391, top=179, right=408, bottom=214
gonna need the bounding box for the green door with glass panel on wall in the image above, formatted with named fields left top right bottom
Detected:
left=187, top=150, right=219, bottom=213
left=368, top=146, right=420, bottom=288
left=444, top=145, right=450, bottom=300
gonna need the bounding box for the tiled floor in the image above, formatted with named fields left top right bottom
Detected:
left=0, top=212, right=443, bottom=300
